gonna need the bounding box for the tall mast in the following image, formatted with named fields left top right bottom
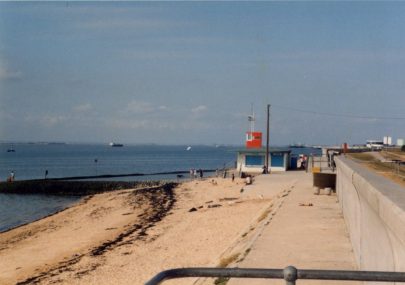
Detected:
left=248, top=103, right=255, bottom=133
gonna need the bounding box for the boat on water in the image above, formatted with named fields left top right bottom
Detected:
left=7, top=145, right=15, bottom=152
left=109, top=142, right=124, bottom=147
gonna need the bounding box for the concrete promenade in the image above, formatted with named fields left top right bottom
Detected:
left=229, top=171, right=360, bottom=285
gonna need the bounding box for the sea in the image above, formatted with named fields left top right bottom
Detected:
left=0, top=143, right=320, bottom=232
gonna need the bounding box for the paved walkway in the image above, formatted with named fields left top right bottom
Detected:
left=229, top=171, right=360, bottom=285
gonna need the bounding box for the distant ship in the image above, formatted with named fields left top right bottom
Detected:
left=289, top=143, right=305, bottom=148
left=109, top=142, right=124, bottom=147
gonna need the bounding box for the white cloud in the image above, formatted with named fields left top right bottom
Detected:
left=107, top=119, right=148, bottom=130
left=191, top=105, right=207, bottom=113
left=79, top=18, right=177, bottom=31
left=0, top=67, right=22, bottom=80
left=106, top=118, right=178, bottom=130
left=0, top=110, right=13, bottom=120
left=121, top=50, right=194, bottom=61
left=40, top=115, right=67, bottom=127
left=123, top=101, right=171, bottom=115
left=124, top=100, right=155, bottom=114
left=73, top=103, right=92, bottom=112
left=24, top=114, right=67, bottom=128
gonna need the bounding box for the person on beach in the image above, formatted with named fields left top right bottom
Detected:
left=193, top=169, right=197, bottom=179
left=10, top=170, right=15, bottom=182
left=199, top=169, right=203, bottom=179
left=232, top=173, right=235, bottom=182
left=190, top=169, right=193, bottom=180
left=302, top=155, right=307, bottom=170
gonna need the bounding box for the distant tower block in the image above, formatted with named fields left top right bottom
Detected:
left=383, top=136, right=393, bottom=146
left=246, top=131, right=262, bottom=148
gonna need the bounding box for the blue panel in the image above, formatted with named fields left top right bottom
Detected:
left=290, top=156, right=297, bottom=170
left=271, top=153, right=284, bottom=167
left=245, top=155, right=264, bottom=166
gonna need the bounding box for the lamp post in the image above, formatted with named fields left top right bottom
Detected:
left=265, top=104, right=271, bottom=174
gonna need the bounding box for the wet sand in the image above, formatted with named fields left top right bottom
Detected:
left=0, top=177, right=280, bottom=284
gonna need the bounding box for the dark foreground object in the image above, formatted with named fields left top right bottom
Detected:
left=146, top=266, right=405, bottom=285
left=313, top=172, right=336, bottom=190
left=0, top=180, right=163, bottom=196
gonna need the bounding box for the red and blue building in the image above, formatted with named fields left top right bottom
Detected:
left=237, top=131, right=291, bottom=173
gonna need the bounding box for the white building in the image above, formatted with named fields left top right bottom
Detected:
left=383, top=136, right=392, bottom=146
left=236, top=148, right=291, bottom=173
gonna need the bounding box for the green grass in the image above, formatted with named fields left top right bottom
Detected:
left=218, top=253, right=240, bottom=268
left=214, top=277, right=230, bottom=285
left=348, top=153, right=376, bottom=162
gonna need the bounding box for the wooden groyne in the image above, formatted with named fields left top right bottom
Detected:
left=0, top=168, right=218, bottom=195
left=47, top=169, right=216, bottom=181
left=0, top=180, right=170, bottom=196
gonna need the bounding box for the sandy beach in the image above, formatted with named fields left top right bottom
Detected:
left=0, top=176, right=285, bottom=285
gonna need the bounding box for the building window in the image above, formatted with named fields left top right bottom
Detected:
left=245, top=155, right=264, bottom=166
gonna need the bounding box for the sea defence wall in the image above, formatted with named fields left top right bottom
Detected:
left=335, top=156, right=405, bottom=272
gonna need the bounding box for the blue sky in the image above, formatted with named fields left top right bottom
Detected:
left=1, top=2, right=405, bottom=145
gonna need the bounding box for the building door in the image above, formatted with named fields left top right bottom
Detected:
left=271, top=153, right=284, bottom=167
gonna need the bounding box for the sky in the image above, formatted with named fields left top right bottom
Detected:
left=1, top=1, right=405, bottom=146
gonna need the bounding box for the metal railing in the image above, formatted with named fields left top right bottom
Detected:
left=145, top=266, right=405, bottom=285
left=310, top=154, right=336, bottom=173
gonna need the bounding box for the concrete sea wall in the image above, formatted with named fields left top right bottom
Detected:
left=335, top=156, right=405, bottom=272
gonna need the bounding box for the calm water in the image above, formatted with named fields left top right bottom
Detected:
left=0, top=143, right=319, bottom=232
left=0, top=194, right=81, bottom=232
left=0, top=144, right=238, bottom=181
left=0, top=144, right=238, bottom=232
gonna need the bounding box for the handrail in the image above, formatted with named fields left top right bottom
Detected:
left=145, top=266, right=405, bottom=285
